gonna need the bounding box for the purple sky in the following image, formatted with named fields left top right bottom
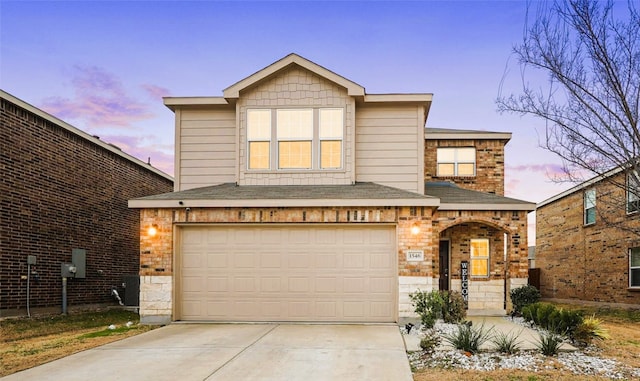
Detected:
left=1, top=0, right=574, bottom=243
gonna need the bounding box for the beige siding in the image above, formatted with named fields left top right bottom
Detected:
left=178, top=108, right=236, bottom=190
left=355, top=105, right=424, bottom=193
left=237, top=67, right=354, bottom=186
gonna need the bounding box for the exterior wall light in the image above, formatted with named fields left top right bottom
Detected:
left=147, top=225, right=158, bottom=237
left=410, top=223, right=420, bottom=235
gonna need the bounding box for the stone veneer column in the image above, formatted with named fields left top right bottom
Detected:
left=140, top=275, right=172, bottom=325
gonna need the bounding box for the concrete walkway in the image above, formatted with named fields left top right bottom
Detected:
left=403, top=316, right=577, bottom=352
left=1, top=323, right=412, bottom=381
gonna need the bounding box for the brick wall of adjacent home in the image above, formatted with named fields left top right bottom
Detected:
left=137, top=206, right=434, bottom=323
left=536, top=176, right=640, bottom=305
left=0, top=97, right=173, bottom=314
left=435, top=210, right=530, bottom=311
left=425, top=139, right=507, bottom=195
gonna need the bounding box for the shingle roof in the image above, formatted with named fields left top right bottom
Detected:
left=425, top=128, right=511, bottom=141
left=425, top=182, right=535, bottom=211
left=129, top=182, right=439, bottom=208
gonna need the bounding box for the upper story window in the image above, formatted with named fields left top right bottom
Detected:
left=630, top=247, right=640, bottom=288
left=584, top=188, right=596, bottom=225
left=470, top=238, right=489, bottom=277
left=247, top=108, right=344, bottom=171
left=437, top=147, right=476, bottom=177
left=627, top=171, right=640, bottom=214
left=247, top=109, right=271, bottom=170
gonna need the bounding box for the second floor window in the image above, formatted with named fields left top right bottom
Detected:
left=584, top=188, right=596, bottom=225
left=628, top=171, right=640, bottom=214
left=437, top=147, right=476, bottom=177
left=247, top=108, right=344, bottom=171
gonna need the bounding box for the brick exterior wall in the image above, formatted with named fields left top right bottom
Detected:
left=137, top=206, right=433, bottom=322
left=536, top=175, right=640, bottom=305
left=435, top=210, right=530, bottom=311
left=0, top=97, right=174, bottom=314
left=425, top=138, right=507, bottom=195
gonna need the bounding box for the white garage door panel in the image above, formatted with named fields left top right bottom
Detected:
left=178, top=225, right=397, bottom=322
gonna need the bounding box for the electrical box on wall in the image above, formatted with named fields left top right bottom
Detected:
left=71, top=248, right=86, bottom=278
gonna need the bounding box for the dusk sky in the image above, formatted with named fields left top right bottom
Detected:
left=1, top=0, right=575, bottom=243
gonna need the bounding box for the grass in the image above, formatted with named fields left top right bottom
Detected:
left=0, top=308, right=155, bottom=377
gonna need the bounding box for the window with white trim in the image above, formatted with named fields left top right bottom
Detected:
left=630, top=247, right=640, bottom=287
left=246, top=107, right=344, bottom=171
left=437, top=147, right=476, bottom=176
left=470, top=238, right=489, bottom=277
left=277, top=109, right=313, bottom=169
left=627, top=171, right=640, bottom=213
left=584, top=188, right=596, bottom=225
left=319, top=108, right=343, bottom=169
left=247, top=109, right=271, bottom=170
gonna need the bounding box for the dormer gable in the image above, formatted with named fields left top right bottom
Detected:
left=223, top=53, right=365, bottom=100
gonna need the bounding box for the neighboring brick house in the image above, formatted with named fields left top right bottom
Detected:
left=129, top=54, right=534, bottom=324
left=0, top=90, right=174, bottom=316
left=536, top=168, right=640, bottom=306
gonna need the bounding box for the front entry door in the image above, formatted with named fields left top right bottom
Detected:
left=439, top=241, right=449, bottom=291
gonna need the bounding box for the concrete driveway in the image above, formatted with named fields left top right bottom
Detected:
left=1, top=324, right=413, bottom=381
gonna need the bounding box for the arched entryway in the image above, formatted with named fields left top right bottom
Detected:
left=437, top=219, right=512, bottom=315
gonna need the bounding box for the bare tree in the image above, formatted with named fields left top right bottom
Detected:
left=498, top=0, right=640, bottom=231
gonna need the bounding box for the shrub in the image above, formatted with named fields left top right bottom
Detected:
left=553, top=309, right=583, bottom=339
left=573, top=315, right=610, bottom=346
left=441, top=291, right=467, bottom=324
left=419, top=328, right=442, bottom=353
left=537, top=331, right=563, bottom=356
left=443, top=322, right=493, bottom=354
left=491, top=329, right=522, bottom=354
left=510, top=285, right=541, bottom=314
left=409, top=290, right=443, bottom=328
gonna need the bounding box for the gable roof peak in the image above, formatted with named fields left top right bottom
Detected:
left=223, top=53, right=365, bottom=99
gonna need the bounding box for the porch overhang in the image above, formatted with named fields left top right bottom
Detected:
left=425, top=181, right=535, bottom=212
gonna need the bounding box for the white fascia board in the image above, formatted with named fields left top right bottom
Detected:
left=129, top=198, right=440, bottom=209
left=364, top=94, right=433, bottom=103
left=1, top=90, right=173, bottom=182
left=437, top=203, right=536, bottom=211
left=163, top=97, right=229, bottom=111
left=426, top=131, right=512, bottom=141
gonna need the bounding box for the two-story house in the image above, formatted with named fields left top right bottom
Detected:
left=536, top=168, right=640, bottom=306
left=129, top=54, right=534, bottom=324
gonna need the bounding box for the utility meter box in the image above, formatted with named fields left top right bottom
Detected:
left=71, top=248, right=86, bottom=278
left=61, top=263, right=77, bottom=278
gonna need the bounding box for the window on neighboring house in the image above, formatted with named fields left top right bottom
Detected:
left=627, top=171, right=640, bottom=213
left=319, top=108, right=343, bottom=169
left=437, top=147, right=476, bottom=176
left=630, top=247, right=640, bottom=287
left=584, top=188, right=596, bottom=225
left=277, top=109, right=313, bottom=169
left=247, top=109, right=271, bottom=170
left=470, top=238, right=489, bottom=277
left=247, top=107, right=344, bottom=171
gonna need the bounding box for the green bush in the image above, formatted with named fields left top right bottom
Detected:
left=522, top=302, right=584, bottom=341
left=510, top=285, right=541, bottom=314
left=442, top=322, right=493, bottom=354
left=537, top=331, right=563, bottom=356
left=409, top=290, right=443, bottom=328
left=441, top=291, right=467, bottom=324
left=491, top=329, right=522, bottom=354
left=419, top=328, right=442, bottom=352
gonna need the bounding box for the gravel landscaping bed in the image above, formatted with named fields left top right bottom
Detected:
left=407, top=319, right=640, bottom=380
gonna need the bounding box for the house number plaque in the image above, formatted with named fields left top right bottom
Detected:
left=461, top=261, right=469, bottom=309
left=406, top=250, right=424, bottom=262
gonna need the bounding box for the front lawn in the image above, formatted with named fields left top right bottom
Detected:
left=0, top=308, right=155, bottom=377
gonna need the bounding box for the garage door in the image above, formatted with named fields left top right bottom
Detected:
left=177, top=225, right=397, bottom=322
